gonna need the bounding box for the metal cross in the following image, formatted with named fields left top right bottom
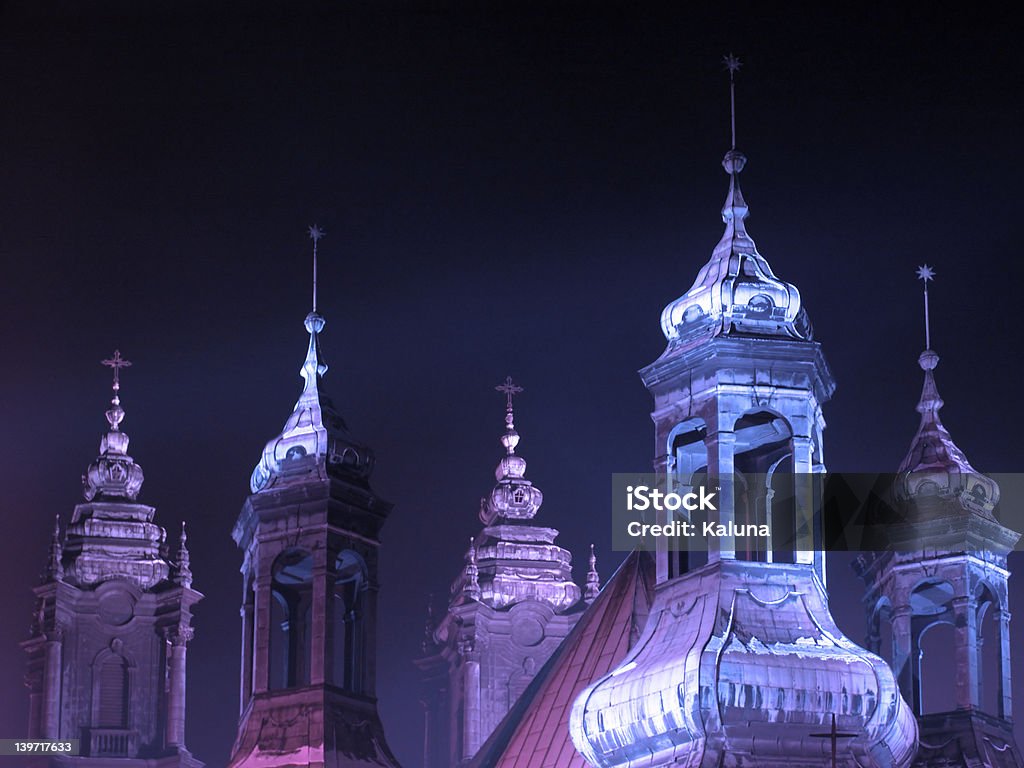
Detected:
left=495, top=376, right=524, bottom=412
left=101, top=350, right=132, bottom=391
left=810, top=713, right=857, bottom=768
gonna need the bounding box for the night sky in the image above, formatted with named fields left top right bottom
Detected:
left=2, top=3, right=1023, bottom=765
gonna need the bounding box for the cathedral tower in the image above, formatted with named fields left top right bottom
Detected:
left=228, top=229, right=401, bottom=768
left=417, top=380, right=584, bottom=767
left=22, top=352, right=203, bottom=767
left=855, top=271, right=1022, bottom=768
left=569, top=60, right=918, bottom=768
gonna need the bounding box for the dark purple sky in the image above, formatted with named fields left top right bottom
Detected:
left=1, top=3, right=1022, bottom=765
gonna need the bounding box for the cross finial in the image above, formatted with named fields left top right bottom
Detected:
left=101, top=350, right=132, bottom=393
left=722, top=53, right=742, bottom=150
left=496, top=376, right=523, bottom=412
left=916, top=264, right=935, bottom=350
left=308, top=225, right=325, bottom=313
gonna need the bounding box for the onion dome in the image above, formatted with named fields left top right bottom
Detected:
left=894, top=348, right=999, bottom=515
left=660, top=149, right=811, bottom=343
left=570, top=560, right=918, bottom=768
left=479, top=378, right=544, bottom=524
left=83, top=350, right=145, bottom=501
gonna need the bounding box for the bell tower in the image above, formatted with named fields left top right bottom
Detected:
left=228, top=228, right=401, bottom=768
left=855, top=269, right=1023, bottom=768
left=569, top=58, right=918, bottom=768
left=22, top=352, right=202, bottom=767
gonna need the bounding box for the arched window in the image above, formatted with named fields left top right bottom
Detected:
left=332, top=550, right=367, bottom=692
left=96, top=655, right=129, bottom=727
left=269, top=549, right=314, bottom=690
left=733, top=410, right=793, bottom=562
left=911, top=579, right=956, bottom=714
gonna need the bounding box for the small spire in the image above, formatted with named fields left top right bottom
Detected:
left=308, top=225, right=325, bottom=314
left=584, top=544, right=600, bottom=604
left=44, top=515, right=64, bottom=582
left=101, top=350, right=132, bottom=432
left=421, top=593, right=436, bottom=653
left=495, top=376, right=524, bottom=455
left=176, top=521, right=193, bottom=588
left=463, top=537, right=481, bottom=601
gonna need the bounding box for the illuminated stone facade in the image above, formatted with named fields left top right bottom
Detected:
left=228, top=308, right=401, bottom=768
left=22, top=358, right=203, bottom=767
left=568, top=146, right=918, bottom=768
left=855, top=347, right=1023, bottom=768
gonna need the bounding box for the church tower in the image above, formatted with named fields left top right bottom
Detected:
left=228, top=229, right=401, bottom=768
left=22, top=352, right=203, bottom=767
left=417, top=380, right=584, bottom=767
left=569, top=59, right=918, bottom=768
left=855, top=270, right=1023, bottom=768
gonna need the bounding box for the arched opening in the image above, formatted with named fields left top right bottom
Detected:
left=269, top=548, right=314, bottom=690
left=911, top=579, right=956, bottom=714
left=977, top=584, right=1002, bottom=716
left=733, top=410, right=793, bottom=562
left=332, top=549, right=367, bottom=692
left=668, top=419, right=708, bottom=578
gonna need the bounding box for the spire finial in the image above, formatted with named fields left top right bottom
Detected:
left=44, top=514, right=64, bottom=582
left=308, top=225, right=325, bottom=314
left=584, top=543, right=600, bottom=604
left=176, top=521, right=193, bottom=588
left=463, top=536, right=482, bottom=600
left=723, top=53, right=742, bottom=150
left=495, top=376, right=524, bottom=455
left=916, top=264, right=935, bottom=351
left=101, top=350, right=132, bottom=431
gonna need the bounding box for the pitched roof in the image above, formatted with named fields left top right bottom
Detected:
left=467, top=549, right=655, bottom=768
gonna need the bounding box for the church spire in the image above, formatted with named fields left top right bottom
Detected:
left=896, top=267, right=998, bottom=510
left=659, top=56, right=809, bottom=343
left=83, top=350, right=145, bottom=501
left=43, top=514, right=63, bottom=582
left=250, top=226, right=373, bottom=492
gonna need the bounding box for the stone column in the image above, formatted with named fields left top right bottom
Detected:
left=791, top=436, right=815, bottom=566
left=310, top=546, right=329, bottom=685
left=459, top=638, right=481, bottom=761
left=239, top=599, right=253, bottom=713
left=706, top=430, right=736, bottom=562
left=253, top=572, right=272, bottom=693
left=952, top=595, right=979, bottom=709
left=41, top=629, right=63, bottom=740
left=999, top=609, right=1013, bottom=719
left=166, top=626, right=193, bottom=748
left=890, top=605, right=914, bottom=712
